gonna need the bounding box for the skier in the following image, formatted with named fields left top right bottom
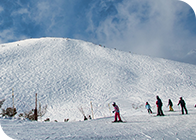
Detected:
left=195, top=104, right=196, bottom=108
left=112, top=102, right=123, bottom=122
left=168, top=99, right=174, bottom=111
left=177, top=97, right=188, bottom=114
left=156, top=96, right=164, bottom=116
left=145, top=102, right=152, bottom=114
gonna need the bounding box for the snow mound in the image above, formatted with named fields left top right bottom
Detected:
left=0, top=37, right=196, bottom=121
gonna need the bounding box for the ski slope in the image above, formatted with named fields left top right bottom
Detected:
left=1, top=109, right=196, bottom=140
left=0, top=37, right=196, bottom=139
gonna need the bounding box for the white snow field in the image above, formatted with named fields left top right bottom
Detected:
left=0, top=37, right=196, bottom=140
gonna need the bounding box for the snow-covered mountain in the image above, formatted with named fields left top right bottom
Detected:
left=0, top=37, right=196, bottom=122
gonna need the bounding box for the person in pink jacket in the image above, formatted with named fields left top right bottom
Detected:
left=112, top=102, right=123, bottom=122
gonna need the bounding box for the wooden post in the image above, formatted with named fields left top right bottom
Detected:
left=12, top=88, right=15, bottom=116
left=39, top=102, right=42, bottom=122
left=34, top=93, right=38, bottom=121
left=90, top=101, right=94, bottom=119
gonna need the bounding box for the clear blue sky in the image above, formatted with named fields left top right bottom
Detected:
left=0, top=0, right=196, bottom=64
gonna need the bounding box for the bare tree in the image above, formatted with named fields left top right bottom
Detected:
left=1, top=107, right=17, bottom=117
left=78, top=106, right=88, bottom=121
left=0, top=99, right=5, bottom=108
left=23, top=105, right=47, bottom=121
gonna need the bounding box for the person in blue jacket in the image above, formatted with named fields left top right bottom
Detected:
left=145, top=102, right=153, bottom=114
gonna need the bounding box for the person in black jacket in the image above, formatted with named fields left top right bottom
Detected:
left=177, top=97, right=188, bottom=114
left=168, top=99, right=174, bottom=111
left=156, top=96, right=164, bottom=116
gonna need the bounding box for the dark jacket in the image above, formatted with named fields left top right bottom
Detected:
left=168, top=99, right=173, bottom=106
left=178, top=99, right=185, bottom=106
left=156, top=98, right=163, bottom=107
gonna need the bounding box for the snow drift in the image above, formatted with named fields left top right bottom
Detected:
left=0, top=37, right=196, bottom=122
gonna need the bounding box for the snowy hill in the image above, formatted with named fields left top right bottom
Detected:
left=0, top=37, right=196, bottom=122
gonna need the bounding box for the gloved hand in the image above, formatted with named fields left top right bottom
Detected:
left=112, top=111, right=115, bottom=113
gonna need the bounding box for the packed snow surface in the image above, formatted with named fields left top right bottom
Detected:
left=0, top=37, right=196, bottom=140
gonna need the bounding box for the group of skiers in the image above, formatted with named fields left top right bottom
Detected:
left=111, top=96, right=190, bottom=122
left=145, top=96, right=188, bottom=116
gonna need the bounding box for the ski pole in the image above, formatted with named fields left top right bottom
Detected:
left=121, top=114, right=127, bottom=122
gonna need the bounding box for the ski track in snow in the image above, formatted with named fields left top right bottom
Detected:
left=0, top=37, right=196, bottom=139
